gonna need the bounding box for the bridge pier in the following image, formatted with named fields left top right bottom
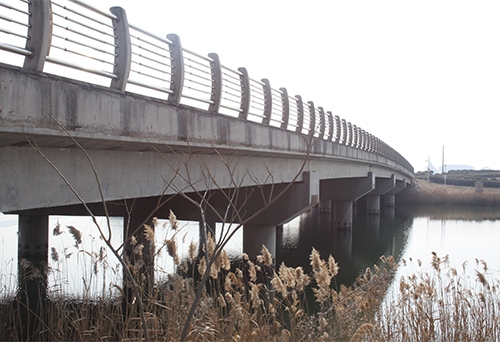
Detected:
left=320, top=172, right=375, bottom=230
left=333, top=200, right=354, bottom=230
left=243, top=224, right=276, bottom=260
left=365, top=175, right=396, bottom=216
left=17, top=214, right=49, bottom=340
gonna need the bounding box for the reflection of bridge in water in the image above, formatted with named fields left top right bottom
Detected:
left=0, top=0, right=413, bottom=336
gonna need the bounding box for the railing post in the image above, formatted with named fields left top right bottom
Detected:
left=327, top=111, right=334, bottom=141
left=238, top=67, right=250, bottom=120
left=352, top=125, right=358, bottom=148
left=347, top=122, right=353, bottom=146
left=279, top=87, right=290, bottom=130
left=334, top=115, right=341, bottom=142
left=361, top=129, right=367, bottom=150
left=308, top=101, right=315, bottom=136
left=341, top=119, right=347, bottom=145
left=318, top=107, right=326, bottom=138
left=261, top=78, right=272, bottom=125
left=295, top=95, right=304, bottom=134
left=23, top=0, right=52, bottom=71
left=208, top=53, right=222, bottom=113
left=110, top=7, right=131, bottom=92
left=167, top=33, right=184, bottom=105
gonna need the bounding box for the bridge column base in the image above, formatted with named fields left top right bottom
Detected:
left=333, top=200, right=353, bottom=230
left=319, top=199, right=331, bottom=215
left=243, top=224, right=276, bottom=261
left=367, top=194, right=380, bottom=216
left=18, top=214, right=49, bottom=340
left=384, top=193, right=396, bottom=207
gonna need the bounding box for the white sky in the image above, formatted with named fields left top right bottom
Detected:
left=97, top=0, right=500, bottom=171
left=6, top=0, right=500, bottom=171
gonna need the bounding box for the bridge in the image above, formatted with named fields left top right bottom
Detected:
left=1, top=0, right=412, bottom=299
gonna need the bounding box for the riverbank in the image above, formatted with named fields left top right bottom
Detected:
left=397, top=179, right=500, bottom=206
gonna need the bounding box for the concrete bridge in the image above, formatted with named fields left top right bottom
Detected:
left=1, top=0, right=413, bottom=278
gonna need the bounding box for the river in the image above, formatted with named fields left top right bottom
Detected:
left=1, top=205, right=500, bottom=298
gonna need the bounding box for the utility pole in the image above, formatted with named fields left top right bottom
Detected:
left=442, top=145, right=447, bottom=187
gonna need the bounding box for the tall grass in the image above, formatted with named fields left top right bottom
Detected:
left=370, top=254, right=500, bottom=341
left=2, top=218, right=499, bottom=341
left=398, top=180, right=500, bottom=206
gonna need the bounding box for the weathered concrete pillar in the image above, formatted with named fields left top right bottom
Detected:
left=243, top=224, right=276, bottom=260
left=318, top=199, right=331, bottom=215
left=321, top=172, right=375, bottom=230
left=366, top=194, right=380, bottom=215
left=365, top=175, right=396, bottom=216
left=18, top=214, right=49, bottom=340
left=333, top=200, right=353, bottom=230
left=384, top=193, right=396, bottom=207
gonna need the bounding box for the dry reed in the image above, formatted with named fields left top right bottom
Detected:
left=2, top=218, right=499, bottom=341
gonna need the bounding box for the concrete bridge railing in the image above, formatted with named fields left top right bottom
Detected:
left=0, top=0, right=413, bottom=173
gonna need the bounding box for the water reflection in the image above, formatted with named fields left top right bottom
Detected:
left=279, top=206, right=413, bottom=287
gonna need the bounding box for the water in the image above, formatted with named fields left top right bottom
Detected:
left=1, top=206, right=500, bottom=298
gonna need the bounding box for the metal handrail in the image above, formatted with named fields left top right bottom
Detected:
left=0, top=0, right=414, bottom=173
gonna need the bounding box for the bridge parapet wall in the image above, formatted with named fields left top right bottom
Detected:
left=0, top=0, right=413, bottom=173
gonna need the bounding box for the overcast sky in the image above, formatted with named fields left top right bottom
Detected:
left=8, top=0, right=500, bottom=171
left=97, top=0, right=500, bottom=171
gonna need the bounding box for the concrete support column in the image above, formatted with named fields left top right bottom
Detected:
left=243, top=224, right=276, bottom=260
left=18, top=214, right=49, bottom=340
left=385, top=193, right=396, bottom=207
left=319, top=199, right=331, bottom=215
left=367, top=194, right=381, bottom=216
left=333, top=200, right=353, bottom=230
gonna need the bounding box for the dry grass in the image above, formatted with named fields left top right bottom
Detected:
left=398, top=180, right=500, bottom=206
left=2, top=219, right=499, bottom=341
left=368, top=254, right=500, bottom=342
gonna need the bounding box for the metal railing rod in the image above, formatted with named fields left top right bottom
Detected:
left=131, top=51, right=171, bottom=68
left=249, top=95, right=265, bottom=106
left=0, top=1, right=30, bottom=15
left=183, top=47, right=212, bottom=63
left=222, top=82, right=241, bottom=93
left=52, top=1, right=114, bottom=29
left=130, top=61, right=172, bottom=76
left=249, top=77, right=264, bottom=86
left=130, top=35, right=171, bottom=55
left=52, top=45, right=115, bottom=66
left=127, top=78, right=173, bottom=93
left=131, top=42, right=170, bottom=60
left=184, top=56, right=211, bottom=71
left=184, top=84, right=213, bottom=96
left=52, top=12, right=115, bottom=38
left=185, top=70, right=212, bottom=83
left=0, top=13, right=30, bottom=28
left=185, top=63, right=212, bottom=77
left=52, top=33, right=116, bottom=57
left=0, top=42, right=32, bottom=56
left=129, top=24, right=172, bottom=45
left=53, top=23, right=115, bottom=47
left=219, top=103, right=243, bottom=112
left=182, top=93, right=214, bottom=104
left=221, top=95, right=241, bottom=105
left=0, top=27, right=29, bottom=39
left=221, top=76, right=240, bottom=87
left=221, top=64, right=242, bottom=76
left=68, top=0, right=117, bottom=20
left=221, top=69, right=241, bottom=81
left=130, top=69, right=172, bottom=83
left=45, top=55, right=117, bottom=78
